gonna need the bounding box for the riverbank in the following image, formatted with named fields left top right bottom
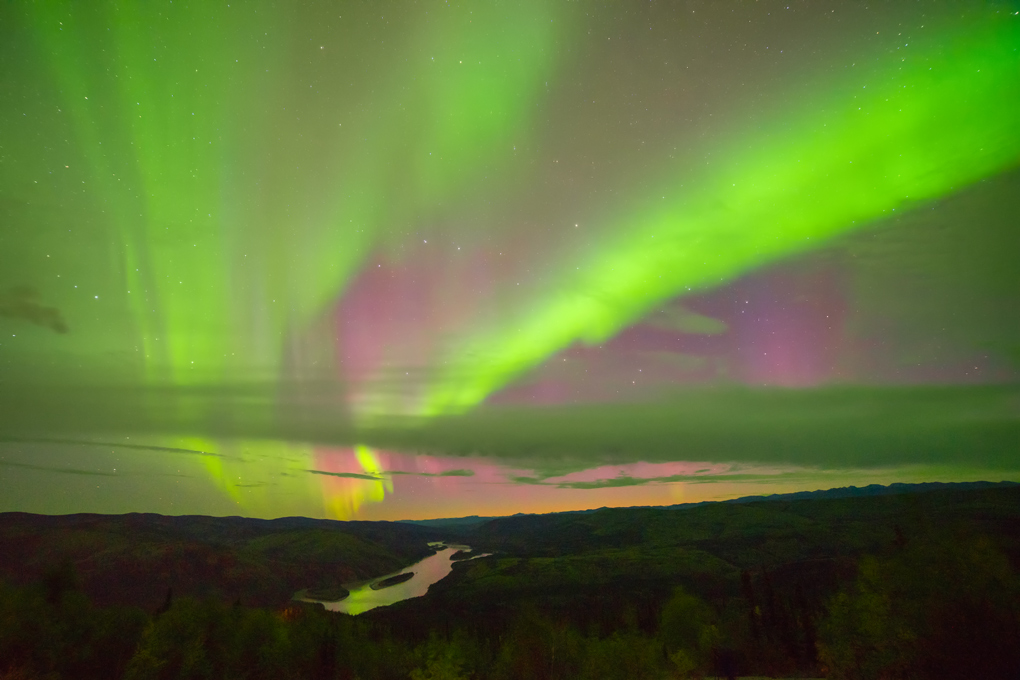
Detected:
left=296, top=543, right=475, bottom=615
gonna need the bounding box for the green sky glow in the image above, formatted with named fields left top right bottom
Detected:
left=19, top=0, right=558, bottom=386
left=418, top=15, right=1020, bottom=414
left=1, top=1, right=1017, bottom=519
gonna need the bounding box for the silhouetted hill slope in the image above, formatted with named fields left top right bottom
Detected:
left=2, top=482, right=1016, bottom=617
left=467, top=484, right=1020, bottom=563
left=707, top=479, right=1019, bottom=505
left=397, top=480, right=1019, bottom=527
left=369, top=484, right=1020, bottom=643
left=399, top=515, right=498, bottom=530
left=0, top=512, right=445, bottom=609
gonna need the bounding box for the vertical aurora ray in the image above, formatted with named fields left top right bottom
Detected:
left=145, top=437, right=390, bottom=520
left=13, top=0, right=560, bottom=514
left=414, top=14, right=1020, bottom=416
left=314, top=445, right=394, bottom=519
left=24, top=0, right=272, bottom=385
left=19, top=0, right=560, bottom=383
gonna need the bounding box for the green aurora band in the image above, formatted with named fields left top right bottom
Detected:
left=417, top=14, right=1020, bottom=415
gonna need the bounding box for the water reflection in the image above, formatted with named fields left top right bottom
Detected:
left=304, top=544, right=487, bottom=615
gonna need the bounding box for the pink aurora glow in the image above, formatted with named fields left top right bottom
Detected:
left=311, top=447, right=745, bottom=520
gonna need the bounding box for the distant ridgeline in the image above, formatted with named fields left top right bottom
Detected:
left=710, top=480, right=1020, bottom=504
left=397, top=480, right=1020, bottom=528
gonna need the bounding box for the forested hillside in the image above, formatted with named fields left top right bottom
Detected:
left=0, top=513, right=444, bottom=609
left=1, top=485, right=1018, bottom=679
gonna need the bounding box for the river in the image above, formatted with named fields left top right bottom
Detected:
left=300, top=543, right=488, bottom=615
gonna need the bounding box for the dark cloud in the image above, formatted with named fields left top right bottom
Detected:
left=564, top=472, right=855, bottom=489
left=306, top=468, right=476, bottom=482
left=640, top=304, right=727, bottom=335
left=364, top=385, right=1020, bottom=475
left=509, top=471, right=758, bottom=490
left=388, top=469, right=475, bottom=478
left=510, top=476, right=544, bottom=485
left=554, top=474, right=686, bottom=490
left=0, top=437, right=236, bottom=459
left=0, top=286, right=68, bottom=333
left=508, top=470, right=909, bottom=490
left=0, top=459, right=116, bottom=476
left=437, top=469, right=475, bottom=477
left=0, top=381, right=1016, bottom=475
left=307, top=469, right=382, bottom=481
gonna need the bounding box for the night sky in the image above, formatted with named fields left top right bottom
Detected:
left=1, top=0, right=1018, bottom=520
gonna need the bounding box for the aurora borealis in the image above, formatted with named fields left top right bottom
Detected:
left=1, top=0, right=1018, bottom=520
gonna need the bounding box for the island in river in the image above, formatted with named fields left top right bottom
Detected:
left=371, top=572, right=414, bottom=590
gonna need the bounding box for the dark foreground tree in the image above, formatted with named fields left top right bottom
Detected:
left=818, top=532, right=1020, bottom=679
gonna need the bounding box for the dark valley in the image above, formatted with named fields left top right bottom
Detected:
left=1, top=482, right=1018, bottom=679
